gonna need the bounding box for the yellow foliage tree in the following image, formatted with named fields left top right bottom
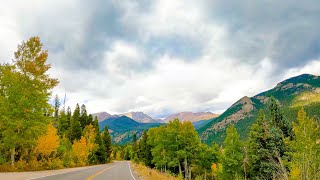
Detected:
left=72, top=137, right=88, bottom=166
left=34, top=123, right=60, bottom=159
left=71, top=124, right=98, bottom=166
left=83, top=124, right=97, bottom=154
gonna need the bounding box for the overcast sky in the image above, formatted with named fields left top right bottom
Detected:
left=1, top=0, right=320, bottom=118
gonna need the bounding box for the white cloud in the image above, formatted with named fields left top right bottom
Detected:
left=2, top=0, right=320, bottom=118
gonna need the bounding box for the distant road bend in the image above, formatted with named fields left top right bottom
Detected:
left=0, top=161, right=140, bottom=180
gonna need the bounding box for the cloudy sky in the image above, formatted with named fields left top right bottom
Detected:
left=1, top=0, right=320, bottom=118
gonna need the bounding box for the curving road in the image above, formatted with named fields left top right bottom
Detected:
left=0, top=161, right=140, bottom=180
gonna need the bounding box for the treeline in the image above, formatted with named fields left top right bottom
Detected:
left=117, top=98, right=320, bottom=180
left=0, top=37, right=112, bottom=171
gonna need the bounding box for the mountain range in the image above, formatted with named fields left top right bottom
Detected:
left=198, top=74, right=320, bottom=144
left=95, top=111, right=219, bottom=144
left=94, top=74, right=320, bottom=145
left=93, top=111, right=218, bottom=124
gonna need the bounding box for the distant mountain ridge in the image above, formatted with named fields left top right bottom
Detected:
left=98, top=115, right=161, bottom=144
left=93, top=111, right=219, bottom=123
left=93, top=111, right=157, bottom=123
left=164, top=112, right=219, bottom=123
left=198, top=74, right=320, bottom=144
left=120, top=112, right=159, bottom=123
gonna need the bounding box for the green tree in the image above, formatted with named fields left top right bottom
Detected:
left=222, top=124, right=244, bottom=179
left=57, top=109, right=70, bottom=136
left=138, top=130, right=152, bottom=166
left=53, top=94, right=60, bottom=126
left=80, top=104, right=88, bottom=129
left=288, top=108, right=320, bottom=179
left=69, top=104, right=82, bottom=141
left=66, top=106, right=72, bottom=122
left=102, top=125, right=112, bottom=162
left=247, top=111, right=286, bottom=179
left=92, top=116, right=107, bottom=164
left=0, top=37, right=58, bottom=166
left=269, top=97, right=294, bottom=139
left=195, top=143, right=219, bottom=180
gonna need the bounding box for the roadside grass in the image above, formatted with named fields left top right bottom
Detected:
left=131, top=162, right=180, bottom=180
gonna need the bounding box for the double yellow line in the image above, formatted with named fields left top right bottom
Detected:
left=86, top=165, right=115, bottom=180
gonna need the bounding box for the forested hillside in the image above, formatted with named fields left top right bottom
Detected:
left=198, top=74, right=320, bottom=144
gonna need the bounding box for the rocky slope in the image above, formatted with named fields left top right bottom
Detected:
left=163, top=112, right=219, bottom=123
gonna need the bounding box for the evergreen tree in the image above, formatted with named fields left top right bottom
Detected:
left=138, top=130, right=152, bottom=166
left=80, top=104, right=88, bottom=129
left=247, top=111, right=286, bottom=179
left=69, top=104, right=82, bottom=141
left=268, top=97, right=294, bottom=139
left=132, top=132, right=138, bottom=161
left=102, top=125, right=112, bottom=162
left=58, top=109, right=70, bottom=136
left=93, top=116, right=107, bottom=164
left=66, top=106, right=72, bottom=122
left=222, top=124, right=244, bottom=179
left=87, top=114, right=93, bottom=126
left=54, top=94, right=60, bottom=126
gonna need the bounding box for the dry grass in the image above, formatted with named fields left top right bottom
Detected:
left=292, top=91, right=320, bottom=108
left=131, top=163, right=180, bottom=180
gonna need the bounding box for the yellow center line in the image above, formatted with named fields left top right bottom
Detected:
left=86, top=165, right=115, bottom=180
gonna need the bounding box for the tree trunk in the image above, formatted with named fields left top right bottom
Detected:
left=204, top=171, right=207, bottom=180
left=178, top=162, right=182, bottom=176
left=184, top=158, right=188, bottom=180
left=11, top=148, right=15, bottom=167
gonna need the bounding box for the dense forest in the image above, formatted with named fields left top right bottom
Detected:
left=1, top=37, right=320, bottom=180
left=0, top=37, right=112, bottom=171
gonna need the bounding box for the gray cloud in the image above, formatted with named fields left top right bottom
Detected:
left=1, top=0, right=320, bottom=117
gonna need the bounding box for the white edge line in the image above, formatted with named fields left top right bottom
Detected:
left=26, top=165, right=101, bottom=180
left=128, top=161, right=136, bottom=180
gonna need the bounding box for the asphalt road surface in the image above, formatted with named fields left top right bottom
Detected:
left=0, top=161, right=140, bottom=180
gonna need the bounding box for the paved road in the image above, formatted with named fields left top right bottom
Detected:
left=0, top=161, right=140, bottom=180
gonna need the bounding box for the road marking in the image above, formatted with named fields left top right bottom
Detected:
left=86, top=165, right=115, bottom=180
left=128, top=162, right=136, bottom=180
left=26, top=165, right=101, bottom=180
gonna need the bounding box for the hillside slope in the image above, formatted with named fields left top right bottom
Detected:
left=164, top=112, right=219, bottom=123
left=198, top=74, right=320, bottom=145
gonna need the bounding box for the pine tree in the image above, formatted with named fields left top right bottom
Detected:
left=247, top=111, right=286, bottom=179
left=53, top=94, right=60, bottom=126
left=138, top=130, right=152, bottom=166
left=67, top=106, right=72, bottom=122
left=87, top=114, right=93, bottom=126
left=268, top=97, right=294, bottom=139
left=69, top=104, right=82, bottom=141
left=102, top=125, right=112, bottom=162
left=92, top=116, right=107, bottom=164
left=80, top=104, right=88, bottom=129
left=58, top=109, right=69, bottom=136
left=222, top=124, right=244, bottom=179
